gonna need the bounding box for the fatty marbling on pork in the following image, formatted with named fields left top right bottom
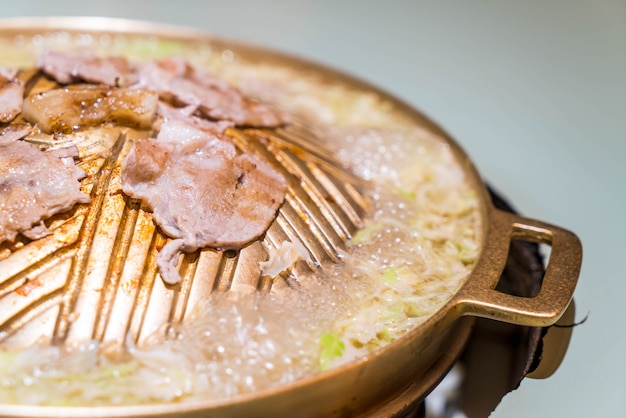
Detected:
left=22, top=85, right=159, bottom=134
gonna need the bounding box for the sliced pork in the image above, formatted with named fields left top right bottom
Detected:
left=0, top=141, right=90, bottom=245
left=0, top=72, right=24, bottom=123
left=0, top=66, right=18, bottom=80
left=155, top=102, right=234, bottom=134
left=121, top=117, right=287, bottom=284
left=37, top=49, right=137, bottom=87
left=33, top=50, right=285, bottom=127
left=0, top=124, right=32, bottom=144
left=22, top=85, right=158, bottom=134
left=136, top=57, right=285, bottom=127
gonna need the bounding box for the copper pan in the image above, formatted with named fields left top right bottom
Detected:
left=0, top=17, right=582, bottom=418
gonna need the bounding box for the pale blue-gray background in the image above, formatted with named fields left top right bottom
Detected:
left=3, top=1, right=625, bottom=416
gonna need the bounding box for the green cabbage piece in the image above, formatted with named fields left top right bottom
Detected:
left=319, top=333, right=345, bottom=371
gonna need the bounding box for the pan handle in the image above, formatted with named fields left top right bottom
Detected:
left=451, top=209, right=582, bottom=327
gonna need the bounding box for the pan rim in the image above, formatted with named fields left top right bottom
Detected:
left=0, top=16, right=489, bottom=416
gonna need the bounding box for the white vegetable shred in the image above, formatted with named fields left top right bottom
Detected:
left=0, top=34, right=481, bottom=406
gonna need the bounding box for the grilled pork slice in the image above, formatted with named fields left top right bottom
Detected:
left=0, top=125, right=32, bottom=143
left=155, top=101, right=234, bottom=133
left=37, top=49, right=137, bottom=86
left=136, top=57, right=285, bottom=127
left=22, top=85, right=158, bottom=134
left=121, top=117, right=287, bottom=284
left=0, top=69, right=24, bottom=123
left=0, top=141, right=90, bottom=245
left=0, top=66, right=18, bottom=79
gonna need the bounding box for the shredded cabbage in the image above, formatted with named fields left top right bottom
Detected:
left=260, top=240, right=310, bottom=277
left=318, top=333, right=345, bottom=371
left=0, top=33, right=481, bottom=406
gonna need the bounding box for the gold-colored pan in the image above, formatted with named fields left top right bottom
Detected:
left=0, top=17, right=581, bottom=418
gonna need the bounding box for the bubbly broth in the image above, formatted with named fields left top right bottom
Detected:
left=0, top=31, right=480, bottom=405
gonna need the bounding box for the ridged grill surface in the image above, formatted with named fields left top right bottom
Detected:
left=0, top=87, right=367, bottom=349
